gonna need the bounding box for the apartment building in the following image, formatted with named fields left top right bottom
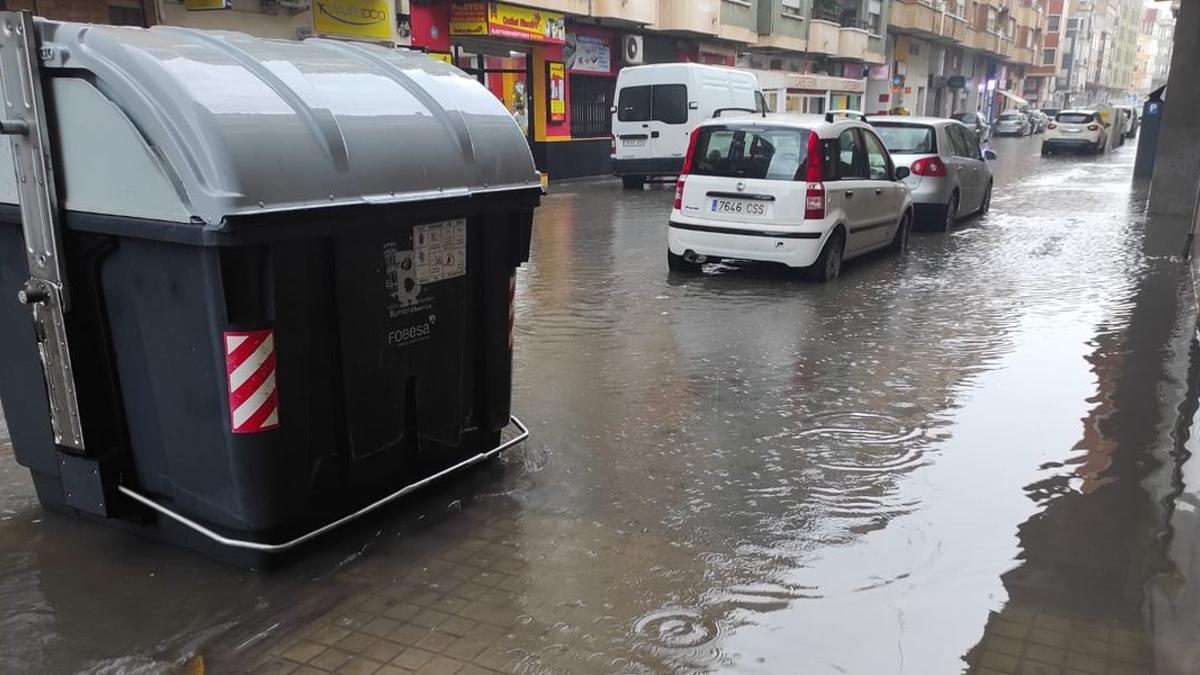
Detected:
left=1059, top=0, right=1143, bottom=105
left=1143, top=5, right=1175, bottom=93
left=1026, top=0, right=1068, bottom=107
left=883, top=0, right=1046, bottom=120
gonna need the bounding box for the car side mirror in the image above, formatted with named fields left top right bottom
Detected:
left=984, top=149, right=998, bottom=160
left=895, top=166, right=911, bottom=180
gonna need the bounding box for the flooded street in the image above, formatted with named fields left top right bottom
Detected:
left=4, top=135, right=1200, bottom=674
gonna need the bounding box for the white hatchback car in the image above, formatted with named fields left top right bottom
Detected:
left=1042, top=110, right=1110, bottom=155
left=668, top=114, right=914, bottom=282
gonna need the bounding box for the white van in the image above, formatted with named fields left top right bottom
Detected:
left=612, top=63, right=766, bottom=189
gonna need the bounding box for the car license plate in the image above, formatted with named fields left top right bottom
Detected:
left=1063, top=128, right=1080, bottom=134
left=622, top=138, right=646, bottom=147
left=709, top=198, right=770, bottom=217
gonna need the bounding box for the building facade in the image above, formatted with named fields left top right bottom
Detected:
left=884, top=0, right=1047, bottom=120
left=1057, top=0, right=1144, bottom=106
left=145, top=0, right=902, bottom=179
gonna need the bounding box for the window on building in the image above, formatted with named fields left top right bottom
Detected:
left=1007, top=17, right=1016, bottom=38
left=1047, top=15, right=1060, bottom=32
left=108, top=3, right=145, bottom=26
left=1042, top=48, right=1056, bottom=65
left=782, top=0, right=803, bottom=17
left=987, top=7, right=998, bottom=33
left=569, top=75, right=614, bottom=139
left=869, top=0, right=883, bottom=32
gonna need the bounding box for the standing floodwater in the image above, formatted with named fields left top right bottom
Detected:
left=2, top=136, right=1199, bottom=674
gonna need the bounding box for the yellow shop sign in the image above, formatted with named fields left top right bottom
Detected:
left=450, top=2, right=565, bottom=45
left=449, top=2, right=489, bottom=37
left=313, top=0, right=392, bottom=42
left=184, top=0, right=229, bottom=10
left=488, top=2, right=565, bottom=44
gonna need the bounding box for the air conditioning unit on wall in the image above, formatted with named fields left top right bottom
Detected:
left=622, top=35, right=644, bottom=65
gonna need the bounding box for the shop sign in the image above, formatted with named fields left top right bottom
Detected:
left=697, top=43, right=736, bottom=66
left=547, top=61, right=566, bottom=123
left=184, top=0, right=229, bottom=9
left=787, top=73, right=865, bottom=94
left=488, top=2, right=565, bottom=43
left=313, top=0, right=392, bottom=41
left=450, top=2, right=566, bottom=44
left=449, top=3, right=489, bottom=37
left=567, top=33, right=611, bottom=74
left=428, top=52, right=454, bottom=65
left=947, top=75, right=966, bottom=89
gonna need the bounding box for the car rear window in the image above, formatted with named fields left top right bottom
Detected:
left=1056, top=112, right=1095, bottom=124
left=999, top=113, right=1023, bottom=120
left=873, top=124, right=936, bottom=154
left=617, top=84, right=689, bottom=124
left=952, top=112, right=978, bottom=123
left=690, top=126, right=812, bottom=181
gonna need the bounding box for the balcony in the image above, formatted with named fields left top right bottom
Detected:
left=519, top=0, right=590, bottom=16
left=1012, top=45, right=1035, bottom=65
left=652, top=0, right=719, bottom=35
left=808, top=19, right=841, bottom=55
left=592, top=0, right=657, bottom=25
left=865, top=34, right=887, bottom=64
left=836, top=26, right=869, bottom=59
left=889, top=0, right=976, bottom=45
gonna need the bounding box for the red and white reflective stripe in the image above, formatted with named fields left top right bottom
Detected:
left=507, top=274, right=516, bottom=351
left=224, top=329, right=280, bottom=434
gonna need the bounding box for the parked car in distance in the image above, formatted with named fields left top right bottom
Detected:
left=873, top=117, right=996, bottom=231
left=612, top=63, right=767, bottom=190
left=668, top=114, right=914, bottom=282
left=1114, top=106, right=1139, bottom=139
left=951, top=111, right=990, bottom=142
left=994, top=111, right=1032, bottom=136
left=1042, top=110, right=1110, bottom=155
left=1027, top=110, right=1048, bottom=133
left=1040, top=107, right=1061, bottom=119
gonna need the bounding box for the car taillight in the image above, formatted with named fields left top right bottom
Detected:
left=610, top=134, right=616, bottom=156
left=804, top=132, right=825, bottom=219
left=911, top=156, right=946, bottom=177
left=1087, top=124, right=1099, bottom=131
left=1047, top=122, right=1057, bottom=129
left=674, top=128, right=702, bottom=210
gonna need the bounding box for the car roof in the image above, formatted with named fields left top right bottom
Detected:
left=872, top=116, right=961, bottom=127
left=1057, top=109, right=1099, bottom=114
left=698, top=112, right=872, bottom=136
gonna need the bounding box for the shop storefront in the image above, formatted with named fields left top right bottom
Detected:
left=409, top=1, right=614, bottom=180
left=755, top=71, right=866, bottom=114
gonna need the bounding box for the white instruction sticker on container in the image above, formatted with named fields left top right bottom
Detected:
left=414, top=219, right=467, bottom=284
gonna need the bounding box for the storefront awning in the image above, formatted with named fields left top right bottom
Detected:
left=998, top=90, right=1028, bottom=106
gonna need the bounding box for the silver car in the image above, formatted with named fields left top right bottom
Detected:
left=872, top=118, right=997, bottom=231
left=993, top=110, right=1031, bottom=136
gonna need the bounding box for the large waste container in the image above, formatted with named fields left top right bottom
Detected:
left=0, top=13, right=538, bottom=566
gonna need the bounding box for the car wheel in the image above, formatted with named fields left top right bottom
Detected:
left=979, top=182, right=993, bottom=216
left=810, top=231, right=844, bottom=283
left=941, top=191, right=959, bottom=232
left=1041, top=144, right=1051, bottom=156
left=622, top=176, right=646, bottom=190
left=889, top=210, right=912, bottom=253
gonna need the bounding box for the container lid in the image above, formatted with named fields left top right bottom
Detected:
left=32, top=19, right=540, bottom=224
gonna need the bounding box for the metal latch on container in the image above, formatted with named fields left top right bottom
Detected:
left=0, top=11, right=84, bottom=451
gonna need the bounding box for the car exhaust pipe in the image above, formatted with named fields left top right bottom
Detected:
left=683, top=250, right=707, bottom=264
